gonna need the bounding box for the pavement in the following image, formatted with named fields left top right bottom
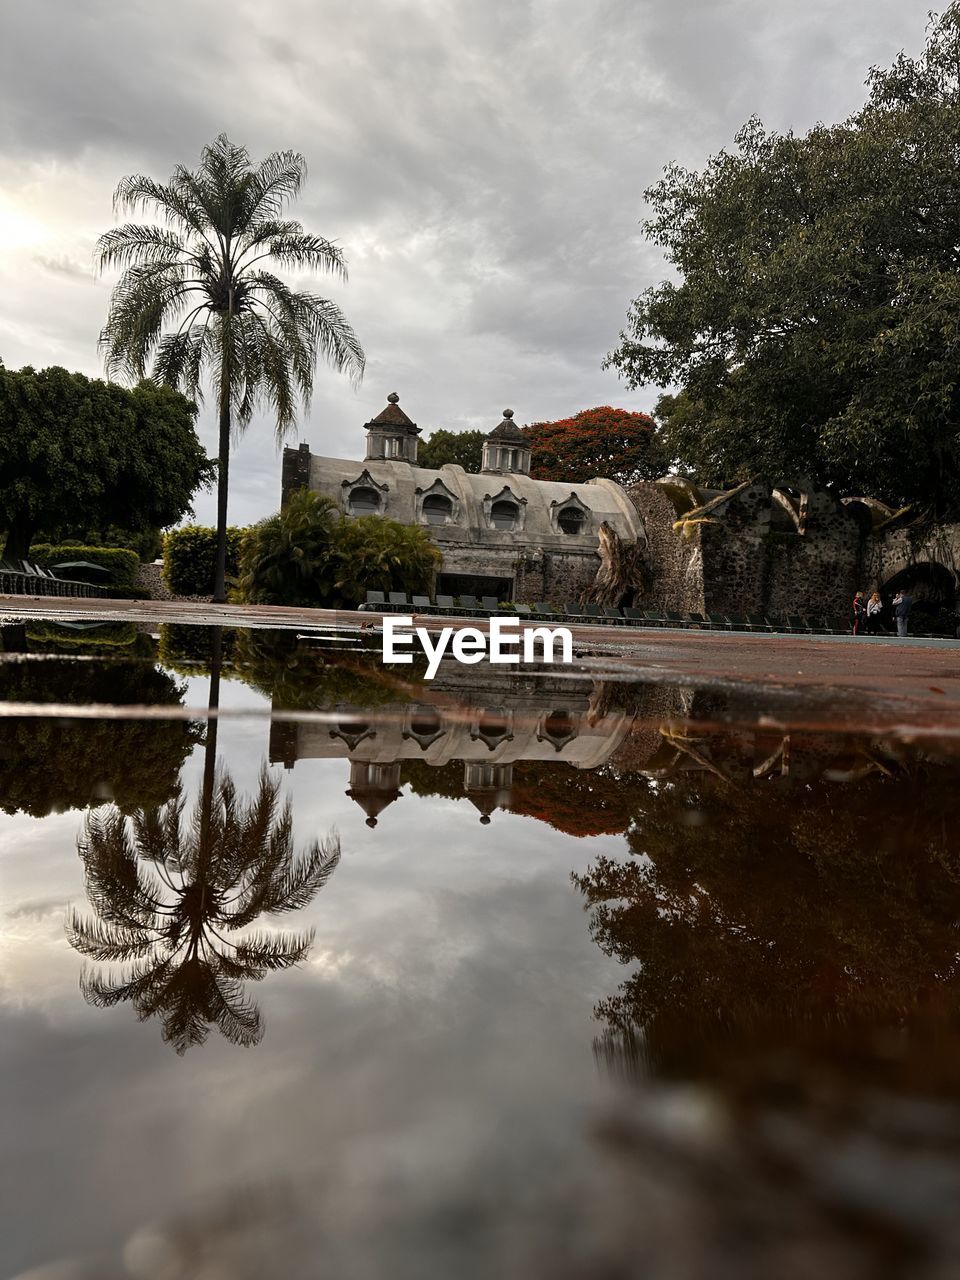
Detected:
left=2, top=593, right=959, bottom=733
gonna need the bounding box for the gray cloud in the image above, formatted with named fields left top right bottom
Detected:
left=0, top=0, right=927, bottom=525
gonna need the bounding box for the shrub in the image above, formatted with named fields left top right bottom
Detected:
left=163, top=525, right=245, bottom=596
left=238, top=490, right=441, bottom=609
left=330, top=516, right=440, bottom=607
left=239, top=491, right=339, bottom=607
left=30, top=543, right=140, bottom=588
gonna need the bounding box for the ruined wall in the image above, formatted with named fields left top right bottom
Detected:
left=761, top=492, right=864, bottom=619
left=868, top=523, right=960, bottom=592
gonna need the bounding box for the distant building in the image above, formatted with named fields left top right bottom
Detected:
left=282, top=393, right=643, bottom=602
left=282, top=392, right=959, bottom=621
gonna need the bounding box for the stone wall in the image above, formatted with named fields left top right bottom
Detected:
left=625, top=483, right=705, bottom=613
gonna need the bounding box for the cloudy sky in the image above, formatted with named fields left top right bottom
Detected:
left=0, top=0, right=928, bottom=526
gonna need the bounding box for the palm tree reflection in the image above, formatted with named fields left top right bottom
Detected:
left=68, top=628, right=339, bottom=1053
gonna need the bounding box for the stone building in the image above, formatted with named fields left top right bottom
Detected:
left=282, top=393, right=644, bottom=602
left=283, top=392, right=959, bottom=623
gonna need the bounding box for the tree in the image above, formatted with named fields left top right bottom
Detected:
left=606, top=6, right=960, bottom=513
left=418, top=428, right=486, bottom=473
left=97, top=133, right=364, bottom=602
left=0, top=365, right=208, bottom=561
left=522, top=407, right=665, bottom=486
left=239, top=490, right=441, bottom=609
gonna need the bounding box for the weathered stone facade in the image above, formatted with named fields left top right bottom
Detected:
left=281, top=393, right=959, bottom=622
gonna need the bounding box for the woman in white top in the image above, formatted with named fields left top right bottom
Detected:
left=866, top=591, right=883, bottom=635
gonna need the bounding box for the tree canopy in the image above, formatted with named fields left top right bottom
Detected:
left=522, top=406, right=665, bottom=486
left=0, top=364, right=210, bottom=559
left=606, top=6, right=960, bottom=514
left=417, top=428, right=486, bottom=473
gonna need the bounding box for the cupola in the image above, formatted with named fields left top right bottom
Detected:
left=364, top=392, right=421, bottom=464
left=481, top=410, right=531, bottom=476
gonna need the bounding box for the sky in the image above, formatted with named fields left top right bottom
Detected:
left=0, top=0, right=930, bottom=527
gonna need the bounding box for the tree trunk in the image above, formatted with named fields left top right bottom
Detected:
left=3, top=514, right=35, bottom=563
left=198, top=627, right=222, bottom=851
left=212, top=369, right=231, bottom=603
left=584, top=521, right=651, bottom=607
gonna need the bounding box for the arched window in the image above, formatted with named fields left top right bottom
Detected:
left=490, top=499, right=519, bottom=530
left=348, top=487, right=381, bottom=515
left=422, top=494, right=453, bottom=525
left=558, top=507, right=586, bottom=534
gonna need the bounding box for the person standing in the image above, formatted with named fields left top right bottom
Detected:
left=852, top=590, right=866, bottom=635
left=866, top=591, right=883, bottom=635
left=893, top=590, right=914, bottom=637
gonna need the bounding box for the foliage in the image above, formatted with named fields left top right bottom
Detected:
left=522, top=407, right=665, bottom=486
left=606, top=7, right=960, bottom=514
left=67, top=769, right=340, bottom=1053
left=329, top=515, right=440, bottom=608
left=157, top=624, right=239, bottom=675
left=0, top=657, right=201, bottom=816
left=97, top=133, right=364, bottom=601
left=574, top=729, right=960, bottom=1087
left=239, top=490, right=339, bottom=606
left=417, top=428, right=486, bottom=473
left=164, top=525, right=246, bottom=596
left=30, top=542, right=139, bottom=587
left=399, top=759, right=467, bottom=801
left=24, top=620, right=142, bottom=652
left=231, top=629, right=414, bottom=709
left=34, top=524, right=163, bottom=562
left=0, top=365, right=209, bottom=560
left=239, top=490, right=441, bottom=609
left=509, top=761, right=642, bottom=836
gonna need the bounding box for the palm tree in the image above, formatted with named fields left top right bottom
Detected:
left=96, top=133, right=365, bottom=602
left=67, top=646, right=340, bottom=1057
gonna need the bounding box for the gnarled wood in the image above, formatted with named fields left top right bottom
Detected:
left=583, top=520, right=651, bottom=606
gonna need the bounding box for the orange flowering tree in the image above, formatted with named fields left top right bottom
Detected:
left=522, top=406, right=666, bottom=486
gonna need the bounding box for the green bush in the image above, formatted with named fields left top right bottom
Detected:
left=30, top=543, right=140, bottom=587
left=331, top=516, right=441, bottom=607
left=163, top=525, right=245, bottom=596
left=239, top=491, right=340, bottom=606
left=238, top=490, right=441, bottom=609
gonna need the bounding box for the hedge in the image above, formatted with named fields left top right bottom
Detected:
left=163, top=526, right=246, bottom=597
left=30, top=543, right=140, bottom=588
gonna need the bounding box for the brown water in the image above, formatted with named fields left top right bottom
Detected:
left=2, top=622, right=960, bottom=1279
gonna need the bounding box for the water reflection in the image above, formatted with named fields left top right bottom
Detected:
left=67, top=769, right=339, bottom=1054
left=0, top=625, right=201, bottom=816
left=66, top=629, right=340, bottom=1054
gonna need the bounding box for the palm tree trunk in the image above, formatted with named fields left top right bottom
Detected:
left=213, top=390, right=231, bottom=603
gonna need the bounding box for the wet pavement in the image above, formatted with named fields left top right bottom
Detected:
left=3, top=618, right=960, bottom=1278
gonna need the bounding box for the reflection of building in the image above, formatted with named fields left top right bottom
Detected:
left=269, top=671, right=633, bottom=826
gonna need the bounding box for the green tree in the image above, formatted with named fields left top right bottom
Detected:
left=522, top=407, right=666, bottom=486
left=0, top=365, right=208, bottom=561
left=97, top=133, right=364, bottom=602
left=418, top=428, right=486, bottom=473
left=239, top=490, right=441, bottom=608
left=607, top=7, right=960, bottom=513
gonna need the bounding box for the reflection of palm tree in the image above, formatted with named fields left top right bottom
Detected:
left=68, top=629, right=339, bottom=1053
left=68, top=771, right=339, bottom=1054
